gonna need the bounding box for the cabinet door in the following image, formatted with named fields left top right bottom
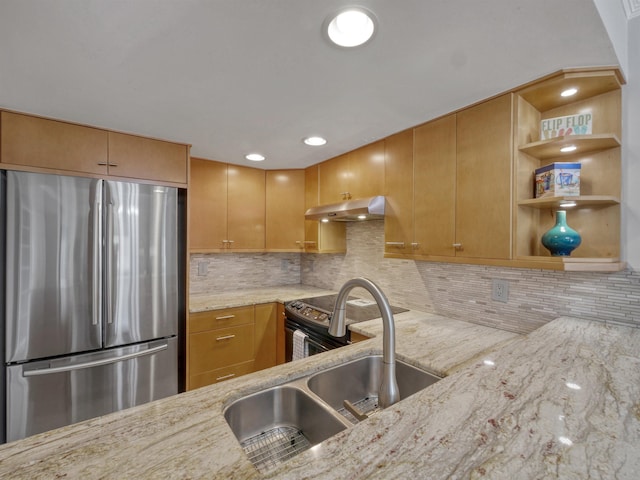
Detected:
left=265, top=170, right=305, bottom=251
left=1, top=111, right=108, bottom=175
left=384, top=130, right=413, bottom=255
left=318, top=153, right=350, bottom=204
left=254, top=303, right=277, bottom=371
left=189, top=158, right=228, bottom=251
left=414, top=114, right=457, bottom=256
left=227, top=164, right=265, bottom=250
left=107, top=132, right=188, bottom=184
left=349, top=140, right=385, bottom=199
left=456, top=94, right=513, bottom=259
left=304, top=165, right=346, bottom=253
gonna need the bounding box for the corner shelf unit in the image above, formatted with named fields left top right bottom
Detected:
left=513, top=68, right=625, bottom=272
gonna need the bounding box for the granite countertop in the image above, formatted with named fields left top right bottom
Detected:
left=188, top=285, right=335, bottom=313
left=2, top=293, right=639, bottom=478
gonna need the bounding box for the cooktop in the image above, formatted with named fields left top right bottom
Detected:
left=288, top=294, right=408, bottom=324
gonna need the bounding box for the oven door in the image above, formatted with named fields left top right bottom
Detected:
left=284, top=319, right=348, bottom=362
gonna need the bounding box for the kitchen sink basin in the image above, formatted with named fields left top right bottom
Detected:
left=307, top=355, right=441, bottom=422
left=223, top=385, right=347, bottom=473
left=224, top=355, right=441, bottom=472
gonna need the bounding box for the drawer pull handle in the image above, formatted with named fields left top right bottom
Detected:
left=452, top=243, right=462, bottom=248
left=303, top=241, right=316, bottom=245
left=215, top=314, right=235, bottom=320
left=97, top=161, right=108, bottom=166
left=216, top=373, right=235, bottom=381
left=385, top=241, right=405, bottom=248
left=216, top=334, right=236, bottom=341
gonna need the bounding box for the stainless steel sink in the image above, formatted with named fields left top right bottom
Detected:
left=223, top=355, right=441, bottom=472
left=307, top=355, right=441, bottom=422
left=223, top=385, right=347, bottom=473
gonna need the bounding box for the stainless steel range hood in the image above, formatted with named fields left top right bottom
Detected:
left=304, top=196, right=385, bottom=221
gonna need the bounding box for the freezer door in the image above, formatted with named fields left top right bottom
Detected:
left=104, top=181, right=178, bottom=347
left=6, top=337, right=177, bottom=442
left=5, top=171, right=103, bottom=363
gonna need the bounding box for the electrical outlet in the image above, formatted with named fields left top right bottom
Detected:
left=492, top=279, right=509, bottom=303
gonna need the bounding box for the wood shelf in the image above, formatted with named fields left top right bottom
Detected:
left=515, top=256, right=626, bottom=272
left=518, top=195, right=620, bottom=209
left=516, top=69, right=623, bottom=111
left=519, top=134, right=620, bottom=160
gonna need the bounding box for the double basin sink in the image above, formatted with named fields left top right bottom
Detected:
left=223, top=354, right=441, bottom=473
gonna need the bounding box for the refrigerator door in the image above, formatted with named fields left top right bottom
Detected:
left=104, top=181, right=178, bottom=347
left=6, top=337, right=177, bottom=442
left=5, top=171, right=103, bottom=363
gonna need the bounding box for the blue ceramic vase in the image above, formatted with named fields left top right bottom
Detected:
left=541, top=210, right=582, bottom=256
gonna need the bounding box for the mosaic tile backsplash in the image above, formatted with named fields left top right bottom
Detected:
left=190, top=220, right=640, bottom=334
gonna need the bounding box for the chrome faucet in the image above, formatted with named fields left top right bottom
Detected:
left=329, top=277, right=400, bottom=408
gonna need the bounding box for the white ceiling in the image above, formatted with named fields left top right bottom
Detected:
left=0, top=0, right=619, bottom=170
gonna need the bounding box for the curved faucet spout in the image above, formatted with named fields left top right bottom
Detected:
left=329, top=277, right=400, bottom=408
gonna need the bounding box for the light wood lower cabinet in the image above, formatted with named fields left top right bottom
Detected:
left=254, top=303, right=277, bottom=371
left=187, top=303, right=279, bottom=390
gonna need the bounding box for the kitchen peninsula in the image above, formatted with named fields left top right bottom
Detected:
left=0, top=287, right=637, bottom=479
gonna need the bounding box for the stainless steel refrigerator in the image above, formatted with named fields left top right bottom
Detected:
left=1, top=170, right=180, bottom=443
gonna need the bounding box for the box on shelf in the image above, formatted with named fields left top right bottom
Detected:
left=540, top=113, right=592, bottom=140
left=534, top=162, right=581, bottom=198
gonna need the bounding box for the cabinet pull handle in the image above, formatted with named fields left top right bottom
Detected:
left=216, top=334, right=236, bottom=341
left=411, top=242, right=420, bottom=248
left=108, top=163, right=118, bottom=167
left=215, top=314, right=235, bottom=320
left=97, top=161, right=108, bottom=166
left=452, top=243, right=462, bottom=248
left=303, top=241, right=317, bottom=245
left=216, top=373, right=235, bottom=381
left=385, top=242, right=405, bottom=248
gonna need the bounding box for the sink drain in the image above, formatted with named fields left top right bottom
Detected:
left=240, top=426, right=312, bottom=473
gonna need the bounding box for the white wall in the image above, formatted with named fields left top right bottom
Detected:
left=624, top=16, right=640, bottom=270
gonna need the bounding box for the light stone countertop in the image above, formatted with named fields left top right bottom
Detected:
left=188, top=285, right=335, bottom=312
left=1, top=297, right=639, bottom=478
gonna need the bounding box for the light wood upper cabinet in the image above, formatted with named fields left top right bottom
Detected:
left=385, top=97, right=512, bottom=262
left=227, top=164, right=265, bottom=250
left=349, top=140, right=385, bottom=199
left=265, top=170, right=305, bottom=251
left=1, top=111, right=108, bottom=175
left=318, top=140, right=385, bottom=204
left=414, top=114, right=457, bottom=256
left=384, top=129, right=414, bottom=255
left=189, top=158, right=228, bottom=250
left=107, top=132, right=188, bottom=184
left=304, top=165, right=346, bottom=253
left=455, top=94, right=513, bottom=259
left=189, top=158, right=265, bottom=252
left=0, top=110, right=188, bottom=186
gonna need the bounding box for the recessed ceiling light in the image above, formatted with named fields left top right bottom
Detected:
left=245, top=153, right=265, bottom=162
left=561, top=88, right=578, bottom=97
left=325, top=7, right=376, bottom=47
left=560, top=145, right=577, bottom=153
left=303, top=136, right=328, bottom=146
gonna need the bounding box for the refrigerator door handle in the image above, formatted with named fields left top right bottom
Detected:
left=22, top=343, right=169, bottom=377
left=92, top=180, right=103, bottom=326
left=106, top=200, right=114, bottom=325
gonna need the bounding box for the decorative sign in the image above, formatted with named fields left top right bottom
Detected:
left=540, top=113, right=592, bottom=140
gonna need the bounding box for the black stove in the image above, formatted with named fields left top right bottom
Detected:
left=284, top=294, right=408, bottom=333
left=283, top=294, right=407, bottom=361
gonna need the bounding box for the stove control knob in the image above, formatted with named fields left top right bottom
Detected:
left=318, top=313, right=328, bottom=321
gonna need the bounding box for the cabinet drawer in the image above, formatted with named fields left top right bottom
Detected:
left=189, top=305, right=254, bottom=333
left=188, top=360, right=255, bottom=390
left=189, top=324, right=254, bottom=374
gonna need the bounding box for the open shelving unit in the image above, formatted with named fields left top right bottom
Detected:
left=513, top=68, right=625, bottom=272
